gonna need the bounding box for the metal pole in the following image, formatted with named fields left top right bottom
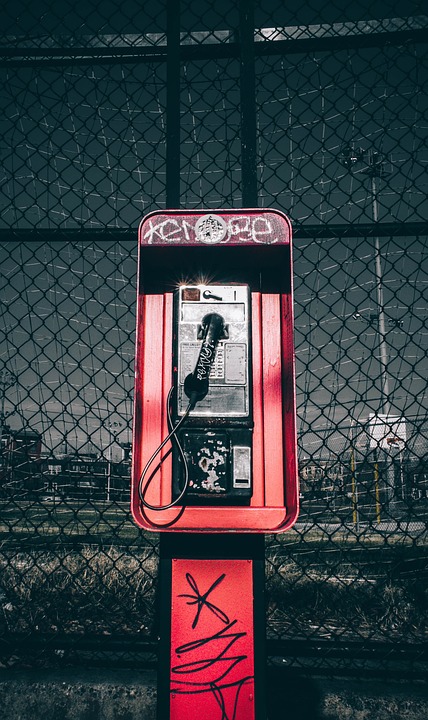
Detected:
left=340, top=147, right=391, bottom=416
left=107, top=444, right=111, bottom=502
left=166, top=0, right=181, bottom=208
left=158, top=533, right=266, bottom=720
left=340, top=146, right=393, bottom=519
left=107, top=421, right=122, bottom=502
left=369, top=154, right=390, bottom=416
left=373, top=454, right=382, bottom=524
left=350, top=422, right=360, bottom=531
left=239, top=0, right=258, bottom=208
left=368, top=152, right=395, bottom=512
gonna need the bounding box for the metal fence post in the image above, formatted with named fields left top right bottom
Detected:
left=158, top=533, right=266, bottom=720
left=239, top=0, right=257, bottom=208
left=166, top=0, right=181, bottom=209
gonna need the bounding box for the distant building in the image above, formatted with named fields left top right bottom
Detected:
left=0, top=426, right=132, bottom=501
left=41, top=452, right=131, bottom=501
left=0, top=426, right=42, bottom=494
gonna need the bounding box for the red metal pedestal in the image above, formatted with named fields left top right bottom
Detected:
left=158, top=534, right=266, bottom=720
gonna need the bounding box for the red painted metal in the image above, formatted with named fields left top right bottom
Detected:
left=131, top=208, right=299, bottom=533
left=261, top=293, right=285, bottom=508
left=250, top=293, right=265, bottom=508
left=170, top=558, right=255, bottom=720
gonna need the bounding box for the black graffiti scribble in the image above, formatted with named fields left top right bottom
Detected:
left=173, top=677, right=253, bottom=720
left=173, top=619, right=245, bottom=680
left=211, top=677, right=252, bottom=720
left=172, top=619, right=252, bottom=720
left=179, top=572, right=230, bottom=629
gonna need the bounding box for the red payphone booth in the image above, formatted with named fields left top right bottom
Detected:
left=131, top=209, right=299, bottom=719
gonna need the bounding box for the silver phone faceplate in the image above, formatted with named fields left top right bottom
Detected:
left=177, top=284, right=250, bottom=417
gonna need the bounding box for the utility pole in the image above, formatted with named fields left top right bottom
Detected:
left=340, top=145, right=392, bottom=414
left=362, top=149, right=391, bottom=416
left=340, top=146, right=393, bottom=519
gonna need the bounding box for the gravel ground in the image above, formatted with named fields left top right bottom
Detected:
left=0, top=668, right=427, bottom=720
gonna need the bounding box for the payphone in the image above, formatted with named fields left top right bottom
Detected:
left=131, top=208, right=299, bottom=534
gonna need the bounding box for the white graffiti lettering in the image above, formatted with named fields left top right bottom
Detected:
left=195, top=342, right=215, bottom=381
left=142, top=218, right=183, bottom=244
left=143, top=215, right=277, bottom=245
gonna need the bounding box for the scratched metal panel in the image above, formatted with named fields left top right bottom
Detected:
left=170, top=558, right=255, bottom=719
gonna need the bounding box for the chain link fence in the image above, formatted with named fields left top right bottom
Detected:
left=0, top=1, right=427, bottom=677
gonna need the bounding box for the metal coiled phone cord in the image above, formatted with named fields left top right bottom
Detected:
left=138, top=388, right=193, bottom=511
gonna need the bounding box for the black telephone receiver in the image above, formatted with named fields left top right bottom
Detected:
left=183, top=312, right=226, bottom=406
left=172, top=284, right=253, bottom=505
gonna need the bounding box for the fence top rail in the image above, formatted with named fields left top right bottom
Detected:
left=1, top=222, right=427, bottom=242
left=1, top=25, right=427, bottom=67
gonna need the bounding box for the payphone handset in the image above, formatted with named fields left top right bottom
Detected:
left=172, top=284, right=253, bottom=504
